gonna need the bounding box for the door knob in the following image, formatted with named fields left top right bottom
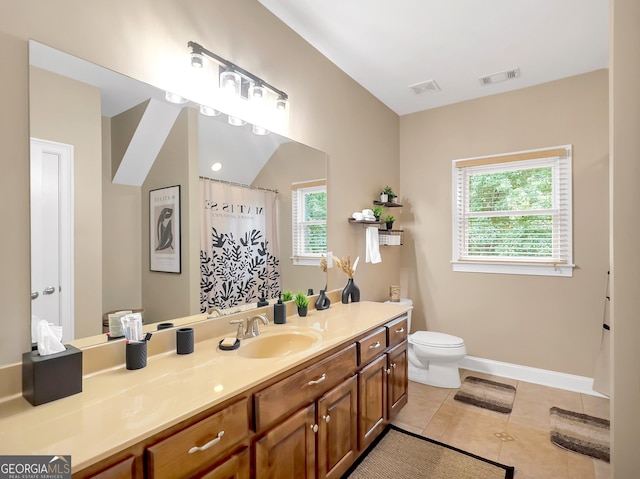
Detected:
left=43, top=286, right=56, bottom=295
left=31, top=291, right=39, bottom=300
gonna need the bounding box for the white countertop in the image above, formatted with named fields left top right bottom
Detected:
left=0, top=301, right=411, bottom=471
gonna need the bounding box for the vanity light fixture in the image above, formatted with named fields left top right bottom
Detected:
left=211, top=162, right=223, bottom=172
left=165, top=91, right=188, bottom=104
left=188, top=41, right=289, bottom=111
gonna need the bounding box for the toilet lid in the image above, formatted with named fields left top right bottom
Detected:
left=410, top=331, right=464, bottom=348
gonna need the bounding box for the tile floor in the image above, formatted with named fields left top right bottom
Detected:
left=391, top=370, right=611, bottom=479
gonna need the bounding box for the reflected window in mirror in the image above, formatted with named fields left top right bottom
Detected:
left=292, top=180, right=327, bottom=266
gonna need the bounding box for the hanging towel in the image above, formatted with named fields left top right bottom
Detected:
left=366, top=227, right=382, bottom=264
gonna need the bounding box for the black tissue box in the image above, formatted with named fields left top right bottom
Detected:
left=22, top=345, right=83, bottom=406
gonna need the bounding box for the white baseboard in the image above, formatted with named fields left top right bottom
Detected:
left=458, top=356, right=608, bottom=398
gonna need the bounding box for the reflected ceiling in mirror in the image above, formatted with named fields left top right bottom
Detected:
left=28, top=41, right=327, bottom=349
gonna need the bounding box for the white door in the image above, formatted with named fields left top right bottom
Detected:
left=30, top=138, right=74, bottom=342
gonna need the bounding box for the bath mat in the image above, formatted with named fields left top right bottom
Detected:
left=549, top=407, right=610, bottom=462
left=342, top=425, right=514, bottom=479
left=453, top=376, right=516, bottom=413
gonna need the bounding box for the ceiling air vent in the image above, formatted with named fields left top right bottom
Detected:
left=409, top=79, right=441, bottom=95
left=479, top=68, right=521, bottom=86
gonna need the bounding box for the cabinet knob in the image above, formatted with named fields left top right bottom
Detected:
left=188, top=430, right=224, bottom=454
left=368, top=341, right=381, bottom=350
left=391, top=363, right=397, bottom=369
left=311, top=424, right=319, bottom=433
left=308, top=373, right=327, bottom=386
left=322, top=414, right=331, bottom=423
left=386, top=368, right=391, bottom=374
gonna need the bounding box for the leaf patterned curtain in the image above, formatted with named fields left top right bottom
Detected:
left=200, top=179, right=281, bottom=311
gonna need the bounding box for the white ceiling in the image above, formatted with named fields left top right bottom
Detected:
left=258, top=0, right=609, bottom=115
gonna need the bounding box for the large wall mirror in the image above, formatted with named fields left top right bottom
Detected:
left=28, top=40, right=328, bottom=347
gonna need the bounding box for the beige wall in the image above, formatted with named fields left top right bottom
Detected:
left=29, top=67, right=103, bottom=339
left=254, top=141, right=328, bottom=294
left=610, top=0, right=640, bottom=476
left=142, top=107, right=200, bottom=323
left=400, top=70, right=609, bottom=378
left=102, top=112, right=142, bottom=315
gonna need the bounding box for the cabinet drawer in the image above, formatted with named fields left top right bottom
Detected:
left=147, top=397, right=249, bottom=479
left=386, top=316, right=408, bottom=348
left=254, top=344, right=357, bottom=431
left=357, top=327, right=387, bottom=365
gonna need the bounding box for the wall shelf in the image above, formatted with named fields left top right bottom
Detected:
left=373, top=200, right=403, bottom=207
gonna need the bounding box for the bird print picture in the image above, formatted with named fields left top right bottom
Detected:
left=150, top=185, right=181, bottom=273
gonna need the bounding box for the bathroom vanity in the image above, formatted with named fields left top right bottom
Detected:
left=0, top=300, right=411, bottom=479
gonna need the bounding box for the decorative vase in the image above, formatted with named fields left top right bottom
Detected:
left=341, top=278, right=360, bottom=304
left=380, top=193, right=388, bottom=203
left=297, top=305, right=308, bottom=317
left=315, top=290, right=331, bottom=310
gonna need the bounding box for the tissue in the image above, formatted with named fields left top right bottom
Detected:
left=35, top=320, right=66, bottom=356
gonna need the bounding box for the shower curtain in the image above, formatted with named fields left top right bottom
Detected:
left=200, top=179, right=281, bottom=311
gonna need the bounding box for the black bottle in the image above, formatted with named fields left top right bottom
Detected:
left=274, top=298, right=286, bottom=324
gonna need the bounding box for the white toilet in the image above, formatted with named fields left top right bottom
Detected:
left=386, top=298, right=467, bottom=388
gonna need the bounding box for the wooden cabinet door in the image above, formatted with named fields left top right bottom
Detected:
left=85, top=456, right=136, bottom=479
left=255, top=404, right=317, bottom=479
left=387, top=342, right=408, bottom=420
left=358, top=354, right=387, bottom=451
left=200, top=448, right=250, bottom=479
left=317, top=375, right=358, bottom=479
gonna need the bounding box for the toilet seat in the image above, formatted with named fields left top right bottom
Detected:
left=410, top=331, right=464, bottom=348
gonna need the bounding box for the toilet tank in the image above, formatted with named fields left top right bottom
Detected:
left=384, top=298, right=413, bottom=332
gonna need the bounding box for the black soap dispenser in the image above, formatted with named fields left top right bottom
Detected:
left=274, top=293, right=286, bottom=324
left=257, top=294, right=269, bottom=308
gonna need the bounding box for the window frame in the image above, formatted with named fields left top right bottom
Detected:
left=291, top=180, right=327, bottom=266
left=451, top=145, right=574, bottom=277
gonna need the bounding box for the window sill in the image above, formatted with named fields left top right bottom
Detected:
left=451, top=261, right=574, bottom=277
left=292, top=257, right=322, bottom=267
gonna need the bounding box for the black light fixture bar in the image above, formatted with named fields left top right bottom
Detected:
left=188, top=41, right=288, bottom=101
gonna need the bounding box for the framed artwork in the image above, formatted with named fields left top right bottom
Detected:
left=149, top=185, right=181, bottom=273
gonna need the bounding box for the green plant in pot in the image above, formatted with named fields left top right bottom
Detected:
left=384, top=215, right=395, bottom=230
left=372, top=205, right=384, bottom=221
left=294, top=291, right=309, bottom=317
left=382, top=186, right=395, bottom=202
left=281, top=290, right=294, bottom=302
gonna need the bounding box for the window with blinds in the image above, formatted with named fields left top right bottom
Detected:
left=292, top=180, right=327, bottom=266
left=452, top=146, right=573, bottom=277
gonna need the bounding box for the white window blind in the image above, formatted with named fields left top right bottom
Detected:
left=452, top=146, right=573, bottom=277
left=292, top=180, right=327, bottom=266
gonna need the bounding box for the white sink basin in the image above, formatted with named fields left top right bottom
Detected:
left=237, top=329, right=323, bottom=359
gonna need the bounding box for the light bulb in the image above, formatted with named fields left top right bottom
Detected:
left=211, top=162, right=223, bottom=172
left=276, top=96, right=289, bottom=111
left=165, top=92, right=188, bottom=104
left=249, top=83, right=266, bottom=101
left=228, top=115, right=247, bottom=126
left=199, top=105, right=220, bottom=117
left=190, top=52, right=204, bottom=69
left=252, top=125, right=270, bottom=136
left=220, top=70, right=241, bottom=97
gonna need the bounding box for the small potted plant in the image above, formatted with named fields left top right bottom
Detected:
left=384, top=215, right=395, bottom=230
left=294, top=291, right=309, bottom=317
left=281, top=290, right=294, bottom=302
left=372, top=205, right=384, bottom=221
left=382, top=186, right=395, bottom=203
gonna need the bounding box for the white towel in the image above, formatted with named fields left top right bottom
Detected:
left=366, top=227, right=382, bottom=264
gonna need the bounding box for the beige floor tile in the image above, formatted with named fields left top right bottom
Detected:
left=581, top=394, right=610, bottom=420
left=515, top=381, right=584, bottom=411
left=389, top=420, right=422, bottom=435
left=391, top=395, right=441, bottom=431
left=407, top=379, right=452, bottom=403
left=594, top=458, right=611, bottom=479
left=421, top=402, right=455, bottom=440
left=500, top=422, right=569, bottom=478
left=438, top=403, right=509, bottom=462
left=566, top=451, right=597, bottom=479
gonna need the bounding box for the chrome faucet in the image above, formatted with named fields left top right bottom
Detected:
left=230, top=314, right=269, bottom=339
left=207, top=306, right=224, bottom=319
